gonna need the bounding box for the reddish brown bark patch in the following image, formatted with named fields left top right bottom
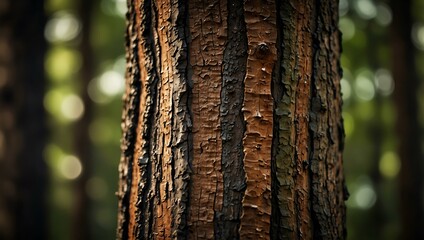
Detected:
left=239, top=1, right=277, bottom=239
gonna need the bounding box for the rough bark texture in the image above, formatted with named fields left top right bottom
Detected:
left=215, top=0, right=247, bottom=238
left=0, top=0, right=47, bottom=239
left=187, top=0, right=225, bottom=238
left=390, top=0, right=424, bottom=239
left=117, top=0, right=346, bottom=239
left=271, top=1, right=346, bottom=239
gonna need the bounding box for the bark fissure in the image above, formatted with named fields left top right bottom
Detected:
left=168, top=0, right=192, bottom=237
left=215, top=0, right=248, bottom=238
left=270, top=0, right=284, bottom=238
left=150, top=1, right=166, bottom=238
left=139, top=0, right=161, bottom=238
left=271, top=1, right=298, bottom=238
left=128, top=0, right=162, bottom=238
left=116, top=0, right=142, bottom=238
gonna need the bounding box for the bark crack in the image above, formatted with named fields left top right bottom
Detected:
left=216, top=0, right=248, bottom=238
left=116, top=0, right=142, bottom=238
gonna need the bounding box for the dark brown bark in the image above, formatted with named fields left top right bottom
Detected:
left=215, top=0, right=247, bottom=238
left=271, top=1, right=346, bottom=239
left=117, top=0, right=346, bottom=239
left=72, top=0, right=95, bottom=239
left=188, top=0, right=226, bottom=237
left=389, top=0, right=424, bottom=239
left=0, top=0, right=47, bottom=239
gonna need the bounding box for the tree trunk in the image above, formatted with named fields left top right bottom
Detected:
left=389, top=0, right=424, bottom=239
left=117, top=0, right=347, bottom=239
left=0, top=0, right=47, bottom=239
left=72, top=0, right=95, bottom=239
left=367, top=20, right=385, bottom=240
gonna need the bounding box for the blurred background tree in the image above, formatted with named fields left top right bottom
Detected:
left=42, top=0, right=126, bottom=239
left=341, top=0, right=424, bottom=239
left=0, top=0, right=423, bottom=239
left=0, top=1, right=47, bottom=239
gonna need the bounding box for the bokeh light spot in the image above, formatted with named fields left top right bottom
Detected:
left=354, top=184, right=377, bottom=209
left=88, top=79, right=110, bottom=104
left=101, top=0, right=126, bottom=17
left=44, top=89, right=63, bottom=116
left=375, top=3, right=392, bottom=26
left=44, top=144, right=65, bottom=169
left=339, top=0, right=349, bottom=16
left=343, top=112, right=355, bottom=138
left=379, top=151, right=401, bottom=178
left=113, top=55, right=126, bottom=74
left=374, top=68, right=394, bottom=96
left=115, top=0, right=127, bottom=17
left=59, top=155, right=83, bottom=180
left=412, top=24, right=424, bottom=51
left=61, top=94, right=85, bottom=121
left=355, top=71, right=375, bottom=101
left=339, top=17, right=356, bottom=41
left=45, top=11, right=81, bottom=43
left=98, top=70, right=125, bottom=97
left=341, top=78, right=352, bottom=101
left=354, top=0, right=377, bottom=20
left=45, top=47, right=81, bottom=81
left=348, top=176, right=377, bottom=210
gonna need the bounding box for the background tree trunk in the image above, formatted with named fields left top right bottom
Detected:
left=117, top=0, right=346, bottom=239
left=389, top=0, right=424, bottom=239
left=0, top=0, right=47, bottom=239
left=367, top=18, right=385, bottom=240
left=72, top=0, right=95, bottom=239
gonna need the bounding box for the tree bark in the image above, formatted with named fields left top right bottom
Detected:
left=389, top=0, right=424, bottom=239
left=117, top=0, right=347, bottom=239
left=0, top=0, right=47, bottom=239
